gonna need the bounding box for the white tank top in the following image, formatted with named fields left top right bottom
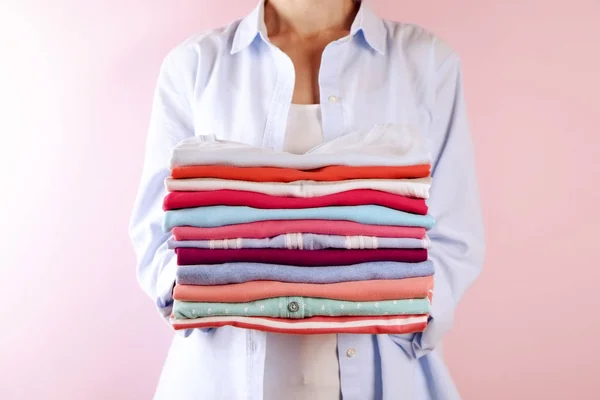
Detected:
left=281, top=103, right=324, bottom=154
left=263, top=104, right=341, bottom=400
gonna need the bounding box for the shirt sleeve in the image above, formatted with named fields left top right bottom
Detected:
left=128, top=45, right=202, bottom=328
left=389, top=45, right=486, bottom=358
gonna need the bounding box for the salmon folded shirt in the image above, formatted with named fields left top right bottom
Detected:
left=172, top=221, right=427, bottom=241
left=173, top=277, right=434, bottom=303
left=169, top=315, right=429, bottom=335
left=163, top=189, right=428, bottom=215
left=163, top=205, right=435, bottom=231
left=171, top=164, right=430, bottom=181
left=175, top=248, right=428, bottom=266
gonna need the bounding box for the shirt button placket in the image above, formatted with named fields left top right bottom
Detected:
left=319, top=43, right=345, bottom=141
left=338, top=334, right=376, bottom=399
left=263, top=46, right=294, bottom=150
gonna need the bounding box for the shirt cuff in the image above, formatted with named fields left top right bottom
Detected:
left=157, top=257, right=213, bottom=335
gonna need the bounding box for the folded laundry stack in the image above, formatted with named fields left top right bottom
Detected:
left=163, top=125, right=436, bottom=334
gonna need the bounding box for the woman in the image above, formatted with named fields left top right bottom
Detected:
left=129, top=0, right=485, bottom=398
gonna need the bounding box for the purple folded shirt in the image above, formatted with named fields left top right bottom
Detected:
left=175, top=248, right=428, bottom=266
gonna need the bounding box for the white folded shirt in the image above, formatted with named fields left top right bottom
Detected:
left=165, top=177, right=431, bottom=199
left=170, top=124, right=431, bottom=169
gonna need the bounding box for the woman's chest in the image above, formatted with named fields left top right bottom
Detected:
left=271, top=33, right=348, bottom=105
left=190, top=46, right=433, bottom=149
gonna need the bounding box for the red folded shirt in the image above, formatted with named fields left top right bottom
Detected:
left=163, top=189, right=428, bottom=214
left=170, top=314, right=429, bottom=335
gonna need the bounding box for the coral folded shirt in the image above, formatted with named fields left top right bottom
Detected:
left=175, top=248, right=428, bottom=266
left=171, top=164, right=431, bottom=181
left=163, top=189, right=428, bottom=214
left=173, top=277, right=434, bottom=303
left=172, top=220, right=427, bottom=241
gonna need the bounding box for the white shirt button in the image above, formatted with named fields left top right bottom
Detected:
left=328, top=95, right=340, bottom=104
left=346, top=348, right=356, bottom=358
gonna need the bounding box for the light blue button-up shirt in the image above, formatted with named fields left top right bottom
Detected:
left=129, top=1, right=485, bottom=399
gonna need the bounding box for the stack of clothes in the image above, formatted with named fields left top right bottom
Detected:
left=163, top=125, right=436, bottom=334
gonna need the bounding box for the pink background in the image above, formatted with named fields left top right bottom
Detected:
left=1, top=0, right=598, bottom=398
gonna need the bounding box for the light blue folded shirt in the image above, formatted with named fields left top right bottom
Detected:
left=163, top=205, right=435, bottom=231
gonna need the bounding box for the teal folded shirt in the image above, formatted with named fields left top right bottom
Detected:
left=163, top=205, right=435, bottom=231
left=173, top=296, right=431, bottom=319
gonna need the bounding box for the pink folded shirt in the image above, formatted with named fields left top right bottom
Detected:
left=172, top=220, right=427, bottom=241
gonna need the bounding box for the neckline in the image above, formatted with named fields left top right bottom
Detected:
left=290, top=103, right=321, bottom=109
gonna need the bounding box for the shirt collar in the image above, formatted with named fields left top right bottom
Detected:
left=230, top=0, right=386, bottom=55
